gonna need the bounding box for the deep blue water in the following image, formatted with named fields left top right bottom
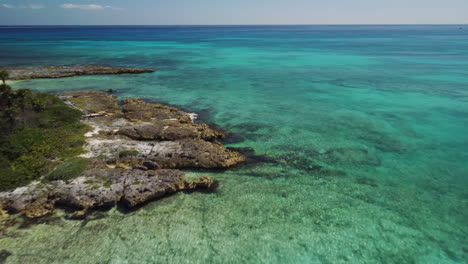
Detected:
left=1, top=25, right=468, bottom=264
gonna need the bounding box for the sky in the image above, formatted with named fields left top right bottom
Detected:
left=0, top=0, right=467, bottom=25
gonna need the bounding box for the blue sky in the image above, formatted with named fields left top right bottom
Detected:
left=0, top=0, right=467, bottom=25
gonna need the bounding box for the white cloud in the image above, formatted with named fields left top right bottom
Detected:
left=61, top=4, right=103, bottom=10
left=60, top=4, right=122, bottom=11
left=2, top=4, right=45, bottom=9
left=19, top=4, right=45, bottom=9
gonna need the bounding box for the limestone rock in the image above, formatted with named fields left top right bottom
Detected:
left=121, top=169, right=186, bottom=207
left=118, top=121, right=223, bottom=141
left=0, top=183, right=49, bottom=214
left=0, top=168, right=220, bottom=218
left=143, top=139, right=245, bottom=169
left=61, top=91, right=121, bottom=115
left=52, top=168, right=129, bottom=210
left=122, top=98, right=192, bottom=123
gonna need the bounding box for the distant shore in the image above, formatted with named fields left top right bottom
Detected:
left=0, top=65, right=155, bottom=80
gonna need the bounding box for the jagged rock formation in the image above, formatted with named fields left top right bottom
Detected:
left=63, top=91, right=244, bottom=168
left=0, top=168, right=216, bottom=219
left=0, top=91, right=244, bottom=219
left=0, top=65, right=155, bottom=80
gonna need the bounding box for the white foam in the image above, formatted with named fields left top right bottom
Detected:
left=188, top=113, right=198, bottom=123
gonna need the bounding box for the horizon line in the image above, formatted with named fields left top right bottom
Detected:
left=0, top=23, right=467, bottom=27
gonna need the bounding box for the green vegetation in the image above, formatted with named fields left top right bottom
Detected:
left=96, top=154, right=110, bottom=159
left=84, top=180, right=95, bottom=185
left=0, top=78, right=89, bottom=191
left=44, top=158, right=89, bottom=182
left=0, top=70, right=9, bottom=85
left=119, top=150, right=140, bottom=158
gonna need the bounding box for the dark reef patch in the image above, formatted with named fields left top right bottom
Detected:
left=356, top=177, right=379, bottom=187
left=317, top=147, right=381, bottom=167
left=222, top=132, right=247, bottom=144
left=18, top=214, right=64, bottom=229
left=240, top=169, right=290, bottom=180
left=271, top=144, right=381, bottom=169
left=357, top=129, right=406, bottom=153
left=228, top=147, right=277, bottom=168
left=221, top=122, right=274, bottom=144
left=227, top=123, right=264, bottom=133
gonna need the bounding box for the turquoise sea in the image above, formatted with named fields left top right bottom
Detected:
left=1, top=25, right=467, bottom=263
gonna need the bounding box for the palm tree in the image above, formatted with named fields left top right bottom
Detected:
left=0, top=70, right=9, bottom=85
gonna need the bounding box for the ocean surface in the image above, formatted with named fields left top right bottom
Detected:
left=0, top=25, right=467, bottom=263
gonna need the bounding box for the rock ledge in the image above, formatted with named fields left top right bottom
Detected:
left=0, top=91, right=244, bottom=219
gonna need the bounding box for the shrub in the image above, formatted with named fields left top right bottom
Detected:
left=44, top=158, right=89, bottom=182
left=0, top=87, right=89, bottom=190
left=0, top=167, right=24, bottom=191
left=119, top=150, right=139, bottom=158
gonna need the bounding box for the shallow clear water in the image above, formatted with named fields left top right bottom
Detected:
left=1, top=25, right=468, bottom=263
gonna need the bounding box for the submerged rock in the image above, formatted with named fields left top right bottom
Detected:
left=186, top=176, right=219, bottom=192
left=316, top=147, right=381, bottom=166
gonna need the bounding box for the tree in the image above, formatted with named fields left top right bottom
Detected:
left=0, top=84, right=12, bottom=94
left=0, top=70, right=10, bottom=85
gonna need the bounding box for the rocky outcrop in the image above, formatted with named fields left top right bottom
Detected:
left=83, top=138, right=244, bottom=169
left=0, top=183, right=50, bottom=215
left=0, top=91, right=240, bottom=220
left=0, top=169, right=218, bottom=219
left=61, top=90, right=121, bottom=115
left=121, top=169, right=186, bottom=208
left=62, top=91, right=244, bottom=169
left=0, top=65, right=155, bottom=80
left=118, top=98, right=224, bottom=141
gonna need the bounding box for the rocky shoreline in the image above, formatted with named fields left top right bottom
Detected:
left=0, top=91, right=245, bottom=219
left=0, top=65, right=155, bottom=80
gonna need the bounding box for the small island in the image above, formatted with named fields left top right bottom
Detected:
left=0, top=69, right=245, bottom=220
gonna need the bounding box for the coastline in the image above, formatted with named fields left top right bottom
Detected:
left=0, top=66, right=245, bottom=220
left=0, top=84, right=245, bottom=220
